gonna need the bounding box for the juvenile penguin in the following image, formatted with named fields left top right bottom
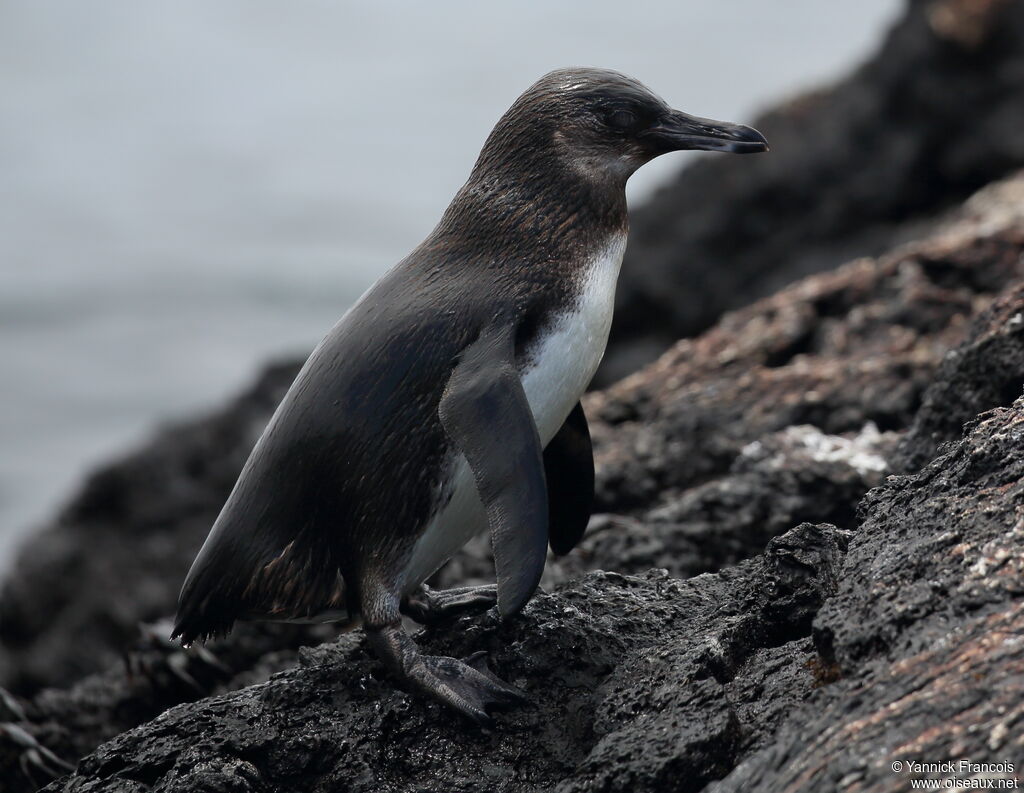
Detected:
left=173, top=68, right=768, bottom=724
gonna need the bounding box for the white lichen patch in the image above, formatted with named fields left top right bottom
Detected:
left=741, top=422, right=895, bottom=478
left=962, top=512, right=1024, bottom=588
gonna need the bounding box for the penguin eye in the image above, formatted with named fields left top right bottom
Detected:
left=605, top=109, right=638, bottom=132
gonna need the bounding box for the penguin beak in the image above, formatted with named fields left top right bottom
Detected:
left=642, top=110, right=769, bottom=154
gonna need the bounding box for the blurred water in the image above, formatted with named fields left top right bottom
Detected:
left=0, top=0, right=899, bottom=566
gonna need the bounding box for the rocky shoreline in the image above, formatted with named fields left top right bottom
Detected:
left=0, top=172, right=1018, bottom=791
left=0, top=174, right=1015, bottom=793
left=3, top=2, right=1024, bottom=790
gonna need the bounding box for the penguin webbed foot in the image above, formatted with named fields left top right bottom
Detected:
left=366, top=623, right=525, bottom=727
left=411, top=650, right=526, bottom=727
left=401, top=583, right=498, bottom=625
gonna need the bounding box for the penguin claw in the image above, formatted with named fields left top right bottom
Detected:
left=411, top=652, right=527, bottom=726
left=401, top=584, right=498, bottom=625
left=366, top=622, right=525, bottom=727
left=462, top=650, right=527, bottom=700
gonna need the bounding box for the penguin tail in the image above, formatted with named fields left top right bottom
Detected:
left=171, top=523, right=349, bottom=646
left=172, top=552, right=244, bottom=645
left=171, top=612, right=229, bottom=646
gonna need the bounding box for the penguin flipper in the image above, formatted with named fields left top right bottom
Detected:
left=439, top=325, right=548, bottom=618
left=544, top=401, right=594, bottom=555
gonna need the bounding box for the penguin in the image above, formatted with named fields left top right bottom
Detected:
left=173, top=68, right=768, bottom=725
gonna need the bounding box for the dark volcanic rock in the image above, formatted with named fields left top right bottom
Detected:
left=41, top=523, right=849, bottom=793
left=896, top=279, right=1024, bottom=471
left=0, top=623, right=308, bottom=793
left=601, top=0, right=1024, bottom=383
left=715, top=399, right=1024, bottom=792
left=894, top=180, right=1024, bottom=471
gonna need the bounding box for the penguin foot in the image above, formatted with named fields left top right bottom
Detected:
left=401, top=584, right=498, bottom=625
left=366, top=622, right=525, bottom=727
left=409, top=650, right=526, bottom=726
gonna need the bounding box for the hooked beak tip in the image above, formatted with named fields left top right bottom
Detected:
left=709, top=123, right=769, bottom=154
left=644, top=112, right=769, bottom=155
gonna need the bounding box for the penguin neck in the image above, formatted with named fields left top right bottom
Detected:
left=431, top=151, right=629, bottom=264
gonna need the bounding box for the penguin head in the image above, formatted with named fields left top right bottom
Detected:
left=479, top=68, right=768, bottom=185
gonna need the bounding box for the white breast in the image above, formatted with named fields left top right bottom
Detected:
left=519, top=233, right=628, bottom=445
left=403, top=233, right=628, bottom=592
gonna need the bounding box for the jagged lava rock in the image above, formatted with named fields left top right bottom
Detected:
left=895, top=177, right=1024, bottom=470
left=45, top=523, right=850, bottom=793
left=601, top=0, right=1024, bottom=382
left=716, top=399, right=1024, bottom=790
